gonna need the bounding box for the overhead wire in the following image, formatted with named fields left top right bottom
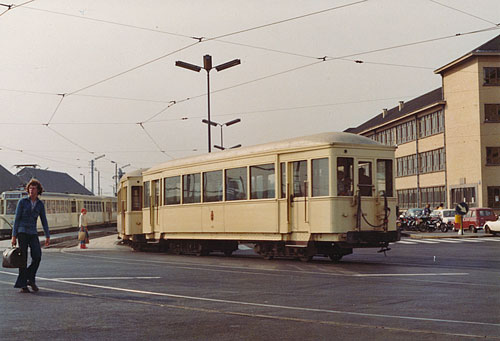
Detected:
left=0, top=0, right=35, bottom=17
left=138, top=123, right=174, bottom=159
left=205, top=0, right=368, bottom=41
left=429, top=0, right=499, bottom=26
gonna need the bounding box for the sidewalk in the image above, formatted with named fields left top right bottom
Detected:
left=0, top=226, right=118, bottom=249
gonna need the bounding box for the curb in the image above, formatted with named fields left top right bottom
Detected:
left=402, top=232, right=495, bottom=239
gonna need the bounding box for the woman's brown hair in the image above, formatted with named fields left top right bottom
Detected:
left=25, top=178, right=44, bottom=195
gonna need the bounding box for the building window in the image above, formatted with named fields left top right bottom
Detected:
left=485, top=104, right=500, bottom=122
left=487, top=186, right=500, bottom=209
left=484, top=67, right=500, bottom=86
left=451, top=187, right=476, bottom=208
left=486, top=147, right=500, bottom=165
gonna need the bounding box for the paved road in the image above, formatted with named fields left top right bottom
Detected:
left=1, top=235, right=499, bottom=340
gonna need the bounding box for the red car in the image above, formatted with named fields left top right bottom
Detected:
left=455, top=207, right=497, bottom=233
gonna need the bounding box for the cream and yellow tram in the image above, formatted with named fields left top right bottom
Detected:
left=118, top=132, right=399, bottom=261
left=0, top=191, right=117, bottom=238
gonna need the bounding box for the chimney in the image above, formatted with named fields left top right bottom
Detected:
left=399, top=101, right=404, bottom=111
left=382, top=108, right=388, bottom=118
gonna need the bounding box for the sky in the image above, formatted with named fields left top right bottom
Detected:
left=0, top=0, right=499, bottom=196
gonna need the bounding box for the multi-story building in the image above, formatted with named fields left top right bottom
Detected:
left=345, top=34, right=500, bottom=211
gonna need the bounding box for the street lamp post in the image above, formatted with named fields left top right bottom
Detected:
left=90, top=154, right=105, bottom=195
left=202, top=118, right=241, bottom=150
left=111, top=161, right=130, bottom=196
left=176, top=55, right=240, bottom=153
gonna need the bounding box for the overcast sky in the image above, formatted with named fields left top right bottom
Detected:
left=0, top=0, right=499, bottom=196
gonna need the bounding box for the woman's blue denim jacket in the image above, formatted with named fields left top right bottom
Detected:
left=13, top=197, right=50, bottom=237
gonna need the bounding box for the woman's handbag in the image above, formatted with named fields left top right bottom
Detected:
left=78, top=231, right=86, bottom=241
left=2, top=247, right=27, bottom=268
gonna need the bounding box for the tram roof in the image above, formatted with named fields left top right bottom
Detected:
left=145, top=132, right=386, bottom=174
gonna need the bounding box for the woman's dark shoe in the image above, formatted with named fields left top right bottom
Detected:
left=27, top=281, right=39, bottom=292
left=19, top=287, right=30, bottom=293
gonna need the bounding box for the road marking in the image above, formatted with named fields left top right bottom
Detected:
left=0, top=279, right=494, bottom=340
left=482, top=237, right=500, bottom=242
left=412, top=239, right=440, bottom=244
left=458, top=239, right=483, bottom=243
left=395, top=240, right=418, bottom=244
left=353, top=273, right=468, bottom=277
left=20, top=276, right=496, bottom=329
left=53, top=276, right=161, bottom=280
left=437, top=238, right=464, bottom=243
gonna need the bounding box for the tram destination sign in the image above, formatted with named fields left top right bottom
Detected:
left=455, top=202, right=469, bottom=216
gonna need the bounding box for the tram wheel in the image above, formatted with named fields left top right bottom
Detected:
left=329, top=254, right=343, bottom=262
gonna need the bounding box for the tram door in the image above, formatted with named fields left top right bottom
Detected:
left=290, top=160, right=310, bottom=232
left=150, top=179, right=160, bottom=231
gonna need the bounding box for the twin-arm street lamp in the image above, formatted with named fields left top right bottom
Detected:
left=202, top=118, right=241, bottom=150
left=91, top=154, right=105, bottom=195
left=111, top=161, right=130, bottom=196
left=175, top=55, right=240, bottom=153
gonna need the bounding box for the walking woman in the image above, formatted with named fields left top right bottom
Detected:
left=11, top=179, right=50, bottom=293
left=79, top=208, right=88, bottom=249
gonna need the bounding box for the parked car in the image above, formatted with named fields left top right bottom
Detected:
left=402, top=208, right=424, bottom=218
left=431, top=209, right=456, bottom=231
left=455, top=207, right=497, bottom=233
left=484, top=216, right=500, bottom=235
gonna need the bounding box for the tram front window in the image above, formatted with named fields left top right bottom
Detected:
left=358, top=161, right=373, bottom=197
left=337, top=157, right=353, bottom=196
left=292, top=160, right=307, bottom=197
left=312, top=158, right=329, bottom=197
left=377, top=159, right=393, bottom=197
left=6, top=200, right=17, bottom=215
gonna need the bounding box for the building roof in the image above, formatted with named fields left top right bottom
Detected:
left=344, top=87, right=444, bottom=134
left=435, top=34, right=500, bottom=74
left=16, top=168, right=93, bottom=195
left=0, top=165, right=23, bottom=193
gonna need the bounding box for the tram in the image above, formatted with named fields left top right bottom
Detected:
left=117, top=132, right=399, bottom=261
left=0, top=190, right=117, bottom=238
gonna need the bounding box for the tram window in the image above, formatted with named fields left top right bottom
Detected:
left=164, top=176, right=180, bottom=205
left=203, top=170, right=223, bottom=202
left=358, top=161, right=373, bottom=197
left=337, top=157, right=353, bottom=196
left=131, top=186, right=142, bottom=210
left=153, top=180, right=160, bottom=206
left=144, top=181, right=151, bottom=208
left=377, top=159, right=393, bottom=197
left=183, top=173, right=201, bottom=204
left=250, top=164, right=275, bottom=199
left=225, top=167, right=247, bottom=201
left=0, top=199, right=3, bottom=215
left=6, top=200, right=17, bottom=215
left=292, top=160, right=307, bottom=197
left=280, top=162, right=286, bottom=198
left=312, top=158, right=329, bottom=197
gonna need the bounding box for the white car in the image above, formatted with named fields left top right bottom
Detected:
left=484, top=216, right=500, bottom=235
left=430, top=209, right=456, bottom=224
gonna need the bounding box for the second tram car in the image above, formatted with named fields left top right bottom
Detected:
left=0, top=191, right=117, bottom=238
left=118, top=132, right=399, bottom=261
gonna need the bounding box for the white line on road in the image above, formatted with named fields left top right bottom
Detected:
left=436, top=239, right=463, bottom=243
left=53, top=276, right=161, bottom=280
left=25, top=276, right=497, bottom=329
left=353, top=273, right=468, bottom=277
left=458, top=239, right=483, bottom=243
left=395, top=240, right=418, bottom=244
left=412, top=239, right=440, bottom=244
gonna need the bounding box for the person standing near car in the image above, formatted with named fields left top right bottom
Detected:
left=11, top=179, right=50, bottom=293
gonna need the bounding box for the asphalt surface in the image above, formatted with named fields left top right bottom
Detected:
left=1, top=230, right=499, bottom=340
